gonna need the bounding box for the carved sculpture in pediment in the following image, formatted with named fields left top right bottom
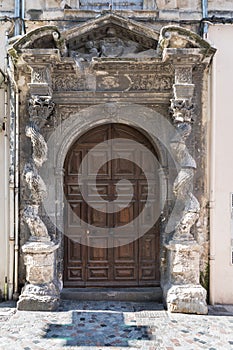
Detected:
left=69, top=26, right=157, bottom=62
left=70, top=41, right=100, bottom=62
left=100, top=27, right=125, bottom=57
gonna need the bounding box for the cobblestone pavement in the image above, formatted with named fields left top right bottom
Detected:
left=0, top=300, right=233, bottom=350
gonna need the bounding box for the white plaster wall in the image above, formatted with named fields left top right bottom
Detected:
left=208, top=24, right=233, bottom=304
left=0, top=22, right=11, bottom=296
left=0, top=90, right=7, bottom=296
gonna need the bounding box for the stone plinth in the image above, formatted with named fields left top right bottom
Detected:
left=165, top=284, right=208, bottom=314
left=17, top=241, right=60, bottom=311
left=163, top=240, right=208, bottom=315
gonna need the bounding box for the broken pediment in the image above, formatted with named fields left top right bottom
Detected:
left=9, top=14, right=159, bottom=62
left=10, top=26, right=60, bottom=51
left=159, top=26, right=211, bottom=50
left=8, top=15, right=216, bottom=67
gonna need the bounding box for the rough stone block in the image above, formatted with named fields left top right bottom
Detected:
left=17, top=282, right=60, bottom=311
left=165, top=284, right=208, bottom=314
left=166, top=241, right=201, bottom=285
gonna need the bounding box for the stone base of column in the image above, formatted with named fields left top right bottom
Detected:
left=17, top=282, right=60, bottom=311
left=162, top=240, right=208, bottom=315
left=17, top=241, right=60, bottom=311
left=164, top=284, right=208, bottom=314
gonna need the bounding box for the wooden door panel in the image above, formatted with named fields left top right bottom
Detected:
left=114, top=267, right=137, bottom=281
left=88, top=204, right=109, bottom=228
left=86, top=242, right=111, bottom=283
left=87, top=244, right=109, bottom=261
left=115, top=203, right=136, bottom=229
left=87, top=150, right=111, bottom=178
left=64, top=123, right=160, bottom=287
left=68, top=202, right=83, bottom=227
left=139, top=225, right=160, bottom=285
left=114, top=240, right=137, bottom=262
left=67, top=184, right=81, bottom=197
left=87, top=266, right=110, bottom=281
left=64, top=237, right=86, bottom=286
left=68, top=150, right=83, bottom=175
left=113, top=239, right=138, bottom=283
left=86, top=182, right=109, bottom=201
left=138, top=150, right=158, bottom=179
left=78, top=124, right=110, bottom=144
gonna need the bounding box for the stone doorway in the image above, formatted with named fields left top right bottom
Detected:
left=13, top=16, right=215, bottom=312
left=63, top=123, right=161, bottom=287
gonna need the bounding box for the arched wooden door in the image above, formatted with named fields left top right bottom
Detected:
left=63, top=123, right=160, bottom=287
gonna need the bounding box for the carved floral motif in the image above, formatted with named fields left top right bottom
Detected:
left=52, top=75, right=86, bottom=91
left=32, top=67, right=49, bottom=84
left=28, top=95, right=55, bottom=128
left=53, top=73, right=173, bottom=92
left=130, top=75, right=173, bottom=91
left=170, top=99, right=194, bottom=123
left=175, top=67, right=192, bottom=84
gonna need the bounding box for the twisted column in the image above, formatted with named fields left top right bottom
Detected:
left=170, top=115, right=200, bottom=241
left=18, top=94, right=60, bottom=311
left=162, top=51, right=208, bottom=314
left=168, top=63, right=200, bottom=241
left=23, top=95, right=54, bottom=242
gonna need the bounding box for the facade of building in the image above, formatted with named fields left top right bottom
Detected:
left=0, top=0, right=232, bottom=312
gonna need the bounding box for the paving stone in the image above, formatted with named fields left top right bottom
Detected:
left=0, top=301, right=233, bottom=349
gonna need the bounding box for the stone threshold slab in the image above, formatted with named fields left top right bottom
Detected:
left=61, top=287, right=162, bottom=302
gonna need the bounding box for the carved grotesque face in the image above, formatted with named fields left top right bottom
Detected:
left=106, top=27, right=116, bottom=37
left=85, top=41, right=94, bottom=49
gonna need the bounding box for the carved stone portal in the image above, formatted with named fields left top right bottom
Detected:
left=10, top=15, right=215, bottom=313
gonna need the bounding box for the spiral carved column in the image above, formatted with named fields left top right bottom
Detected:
left=162, top=52, right=208, bottom=314
left=17, top=94, right=60, bottom=311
